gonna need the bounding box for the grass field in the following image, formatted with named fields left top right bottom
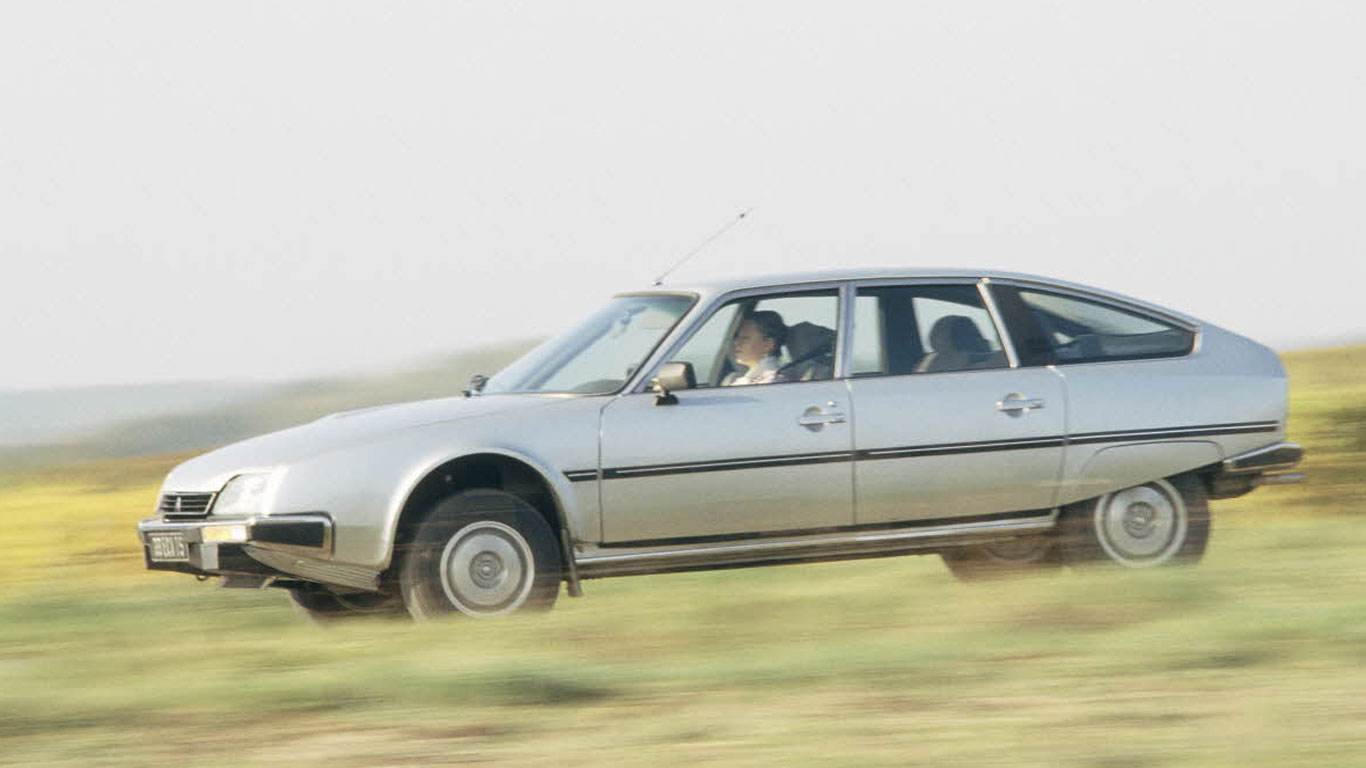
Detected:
left=2, top=347, right=1363, bottom=767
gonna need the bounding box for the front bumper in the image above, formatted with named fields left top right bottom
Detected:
left=137, top=514, right=332, bottom=576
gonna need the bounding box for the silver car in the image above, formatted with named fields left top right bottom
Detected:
left=137, top=269, right=1303, bottom=619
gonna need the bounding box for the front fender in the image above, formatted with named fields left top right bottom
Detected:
left=263, top=396, right=603, bottom=571
left=379, top=443, right=589, bottom=568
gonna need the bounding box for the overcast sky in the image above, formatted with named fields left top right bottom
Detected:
left=2, top=1, right=1362, bottom=391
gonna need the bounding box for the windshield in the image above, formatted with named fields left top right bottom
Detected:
left=483, top=294, right=696, bottom=395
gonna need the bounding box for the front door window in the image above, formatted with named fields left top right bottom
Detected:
left=668, top=290, right=840, bottom=387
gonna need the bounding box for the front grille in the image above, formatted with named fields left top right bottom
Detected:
left=160, top=492, right=216, bottom=520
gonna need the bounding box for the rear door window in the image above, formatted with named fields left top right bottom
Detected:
left=851, top=284, right=1007, bottom=376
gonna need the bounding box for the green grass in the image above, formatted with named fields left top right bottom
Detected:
left=1, top=346, right=1363, bottom=767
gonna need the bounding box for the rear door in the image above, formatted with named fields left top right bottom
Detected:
left=847, top=280, right=1067, bottom=524
left=985, top=282, right=1263, bottom=504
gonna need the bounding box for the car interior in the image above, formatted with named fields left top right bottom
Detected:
left=914, top=315, right=1005, bottom=373
left=1026, top=302, right=1194, bottom=363
left=689, top=295, right=840, bottom=387
left=777, top=321, right=837, bottom=382
left=856, top=285, right=1007, bottom=376
left=683, top=286, right=1040, bottom=387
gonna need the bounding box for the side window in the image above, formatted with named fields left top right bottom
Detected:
left=670, top=303, right=740, bottom=385
left=1001, top=287, right=1195, bottom=364
left=852, top=284, right=1007, bottom=376
left=667, top=290, right=839, bottom=388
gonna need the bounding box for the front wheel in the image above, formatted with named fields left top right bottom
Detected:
left=398, top=489, right=562, bottom=619
left=1060, top=475, right=1210, bottom=568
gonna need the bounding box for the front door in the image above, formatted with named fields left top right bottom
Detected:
left=597, top=288, right=854, bottom=543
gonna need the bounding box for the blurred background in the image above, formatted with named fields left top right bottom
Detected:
left=2, top=2, right=1364, bottom=766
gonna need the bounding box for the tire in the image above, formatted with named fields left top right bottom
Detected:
left=1060, top=474, right=1210, bottom=568
left=940, top=535, right=1063, bottom=582
left=287, top=585, right=405, bottom=622
left=398, top=489, right=562, bottom=619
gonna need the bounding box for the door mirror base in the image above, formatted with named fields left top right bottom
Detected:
left=652, top=361, right=696, bottom=406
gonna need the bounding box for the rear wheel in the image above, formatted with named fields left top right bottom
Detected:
left=398, top=489, right=562, bottom=619
left=1061, top=475, right=1209, bottom=567
left=940, top=535, right=1063, bottom=581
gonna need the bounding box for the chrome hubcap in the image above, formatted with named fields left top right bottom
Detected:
left=439, top=521, right=535, bottom=616
left=1095, top=480, right=1187, bottom=567
left=470, top=552, right=505, bottom=588
left=1123, top=501, right=1157, bottom=539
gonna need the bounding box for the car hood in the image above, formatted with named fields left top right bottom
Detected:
left=163, top=394, right=565, bottom=491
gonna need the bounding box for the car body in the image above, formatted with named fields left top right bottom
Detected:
left=137, top=268, right=1303, bottom=618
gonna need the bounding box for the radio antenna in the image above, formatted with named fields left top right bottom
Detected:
left=653, top=208, right=753, bottom=286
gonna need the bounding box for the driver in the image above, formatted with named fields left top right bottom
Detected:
left=722, top=310, right=787, bottom=386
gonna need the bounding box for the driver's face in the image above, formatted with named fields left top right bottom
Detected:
left=731, top=320, right=775, bottom=367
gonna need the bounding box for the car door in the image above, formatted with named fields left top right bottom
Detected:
left=985, top=281, right=1254, bottom=505
left=847, top=280, right=1067, bottom=524
left=597, top=287, right=855, bottom=543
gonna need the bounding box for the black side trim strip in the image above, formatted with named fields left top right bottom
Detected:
left=856, top=437, right=1065, bottom=461
left=565, top=449, right=855, bottom=483
left=605, top=450, right=853, bottom=480
left=1068, top=421, right=1278, bottom=446
left=562, top=421, right=1280, bottom=483
left=598, top=508, right=1051, bottom=549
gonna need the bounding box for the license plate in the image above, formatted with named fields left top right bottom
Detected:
left=147, top=532, right=189, bottom=561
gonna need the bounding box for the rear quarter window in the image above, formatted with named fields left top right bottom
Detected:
left=992, top=286, right=1195, bottom=365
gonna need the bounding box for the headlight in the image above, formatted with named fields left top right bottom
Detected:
left=212, top=472, right=275, bottom=517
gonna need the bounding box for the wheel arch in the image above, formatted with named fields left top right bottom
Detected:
left=1059, top=440, right=1222, bottom=507
left=385, top=449, right=578, bottom=585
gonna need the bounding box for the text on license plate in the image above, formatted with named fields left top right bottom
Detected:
left=147, top=532, right=189, bottom=561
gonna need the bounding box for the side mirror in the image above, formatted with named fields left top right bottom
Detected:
left=463, top=374, right=488, bottom=397
left=651, top=361, right=695, bottom=406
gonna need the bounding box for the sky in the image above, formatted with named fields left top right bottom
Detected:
left=2, top=1, right=1363, bottom=390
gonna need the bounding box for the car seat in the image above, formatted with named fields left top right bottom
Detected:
left=915, top=315, right=996, bottom=373
left=779, top=322, right=836, bottom=381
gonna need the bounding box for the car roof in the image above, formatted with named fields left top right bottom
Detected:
left=655, top=267, right=1030, bottom=293
left=638, top=267, right=1200, bottom=325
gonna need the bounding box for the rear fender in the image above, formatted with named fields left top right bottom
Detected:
left=1059, top=440, right=1222, bottom=506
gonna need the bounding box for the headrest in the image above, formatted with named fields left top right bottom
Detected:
left=928, top=315, right=990, bottom=355
left=785, top=322, right=836, bottom=361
